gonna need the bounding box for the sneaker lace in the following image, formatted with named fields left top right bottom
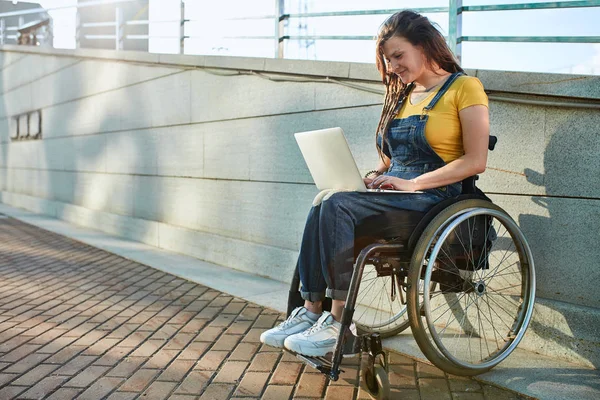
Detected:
left=277, top=307, right=303, bottom=329
left=304, top=315, right=331, bottom=335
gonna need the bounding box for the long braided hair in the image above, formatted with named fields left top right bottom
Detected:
left=374, top=11, right=464, bottom=162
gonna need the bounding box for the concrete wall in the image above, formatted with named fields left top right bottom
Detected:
left=1, top=45, right=599, bottom=368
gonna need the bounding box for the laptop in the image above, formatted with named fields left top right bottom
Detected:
left=294, top=127, right=419, bottom=194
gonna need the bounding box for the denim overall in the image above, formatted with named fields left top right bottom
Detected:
left=298, top=72, right=464, bottom=302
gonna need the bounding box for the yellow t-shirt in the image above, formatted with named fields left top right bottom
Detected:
left=395, top=75, right=488, bottom=163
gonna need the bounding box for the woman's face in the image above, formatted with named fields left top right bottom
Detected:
left=382, top=36, right=427, bottom=84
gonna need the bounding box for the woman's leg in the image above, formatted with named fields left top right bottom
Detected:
left=318, top=191, right=441, bottom=311
left=297, top=205, right=328, bottom=303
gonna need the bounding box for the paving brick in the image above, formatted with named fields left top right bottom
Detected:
left=174, top=370, right=213, bottom=395
left=144, top=349, right=180, bottom=369
left=177, top=341, right=209, bottom=360
left=195, top=350, right=229, bottom=371
left=94, top=346, right=134, bottom=366
left=167, top=395, right=196, bottom=400
left=225, top=319, right=253, bottom=335
left=389, top=352, right=415, bottom=365
left=416, top=362, right=446, bottom=378
left=418, top=377, right=452, bottom=400
left=119, top=330, right=152, bottom=347
left=45, top=387, right=82, bottom=400
left=12, top=363, right=58, bottom=386
left=140, top=381, right=178, bottom=400
left=19, top=375, right=68, bottom=399
left=253, top=314, right=279, bottom=329
left=482, top=384, right=527, bottom=400
left=199, top=383, right=235, bottom=400
left=157, top=359, right=195, bottom=382
left=294, top=371, right=327, bottom=398
left=212, top=334, right=242, bottom=351
left=262, top=385, right=294, bottom=400
left=149, top=324, right=180, bottom=340
left=45, top=345, right=86, bottom=364
left=237, top=307, right=261, bottom=321
left=130, top=339, right=164, bottom=357
left=83, top=337, right=121, bottom=356
left=77, top=376, right=125, bottom=400
left=179, top=318, right=207, bottom=334
left=233, top=371, right=269, bottom=397
left=271, top=362, right=303, bottom=385
left=248, top=352, right=280, bottom=372
left=241, top=328, right=263, bottom=343
left=64, top=365, right=110, bottom=387
left=72, top=329, right=107, bottom=346
left=330, top=365, right=359, bottom=387
left=388, top=363, right=417, bottom=388
left=27, top=328, right=65, bottom=346
left=54, top=355, right=97, bottom=376
left=325, top=385, right=356, bottom=400
left=229, top=342, right=260, bottom=361
left=106, top=356, right=148, bottom=377
left=0, top=343, right=41, bottom=362
left=119, top=368, right=160, bottom=392
left=3, top=352, right=49, bottom=373
left=164, top=333, right=195, bottom=350
left=195, top=326, right=225, bottom=342
left=0, top=385, right=27, bottom=399
left=213, top=361, right=249, bottom=384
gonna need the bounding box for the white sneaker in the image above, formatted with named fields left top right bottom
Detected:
left=284, top=311, right=341, bottom=357
left=260, top=307, right=319, bottom=348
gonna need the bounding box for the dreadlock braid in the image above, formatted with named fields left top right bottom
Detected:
left=375, top=75, right=413, bottom=162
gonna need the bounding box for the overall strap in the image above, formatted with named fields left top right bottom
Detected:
left=423, top=72, right=464, bottom=112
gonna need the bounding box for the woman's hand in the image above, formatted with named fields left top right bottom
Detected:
left=368, top=175, right=419, bottom=191
left=363, top=177, right=374, bottom=186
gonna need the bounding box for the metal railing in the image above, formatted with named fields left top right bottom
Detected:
left=0, top=0, right=598, bottom=65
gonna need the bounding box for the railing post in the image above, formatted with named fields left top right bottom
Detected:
left=0, top=19, right=5, bottom=46
left=115, top=7, right=124, bottom=50
left=275, top=0, right=285, bottom=58
left=179, top=0, right=185, bottom=54
left=448, top=0, right=463, bottom=64
left=75, top=10, right=81, bottom=49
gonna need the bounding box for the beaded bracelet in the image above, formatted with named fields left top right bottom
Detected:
left=364, top=170, right=382, bottom=179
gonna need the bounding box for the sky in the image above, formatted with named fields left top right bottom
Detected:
left=19, top=0, right=600, bottom=75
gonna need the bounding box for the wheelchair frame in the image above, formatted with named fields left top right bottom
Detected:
left=283, top=136, right=536, bottom=398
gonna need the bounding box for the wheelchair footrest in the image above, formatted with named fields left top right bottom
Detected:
left=295, top=354, right=336, bottom=375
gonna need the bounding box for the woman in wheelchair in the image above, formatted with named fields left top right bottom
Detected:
left=261, top=10, right=490, bottom=357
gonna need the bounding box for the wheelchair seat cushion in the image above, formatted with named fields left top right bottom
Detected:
left=354, top=210, right=426, bottom=246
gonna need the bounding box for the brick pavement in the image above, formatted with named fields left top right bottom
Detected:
left=0, top=214, right=530, bottom=400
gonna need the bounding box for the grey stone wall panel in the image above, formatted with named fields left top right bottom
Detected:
left=490, top=194, right=600, bottom=309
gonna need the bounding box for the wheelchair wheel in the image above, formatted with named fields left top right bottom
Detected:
left=407, top=199, right=535, bottom=376
left=360, top=354, right=390, bottom=400
left=353, top=263, right=411, bottom=338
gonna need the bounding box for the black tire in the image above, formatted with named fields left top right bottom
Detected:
left=361, top=361, right=390, bottom=400
left=407, top=199, right=535, bottom=376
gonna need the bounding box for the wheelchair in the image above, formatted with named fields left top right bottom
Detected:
left=285, top=136, right=536, bottom=399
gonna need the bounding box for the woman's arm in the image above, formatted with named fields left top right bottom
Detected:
left=369, top=104, right=490, bottom=191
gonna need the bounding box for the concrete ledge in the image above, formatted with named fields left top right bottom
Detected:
left=2, top=45, right=599, bottom=100
left=0, top=200, right=597, bottom=400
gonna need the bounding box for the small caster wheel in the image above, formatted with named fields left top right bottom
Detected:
left=361, top=363, right=390, bottom=400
